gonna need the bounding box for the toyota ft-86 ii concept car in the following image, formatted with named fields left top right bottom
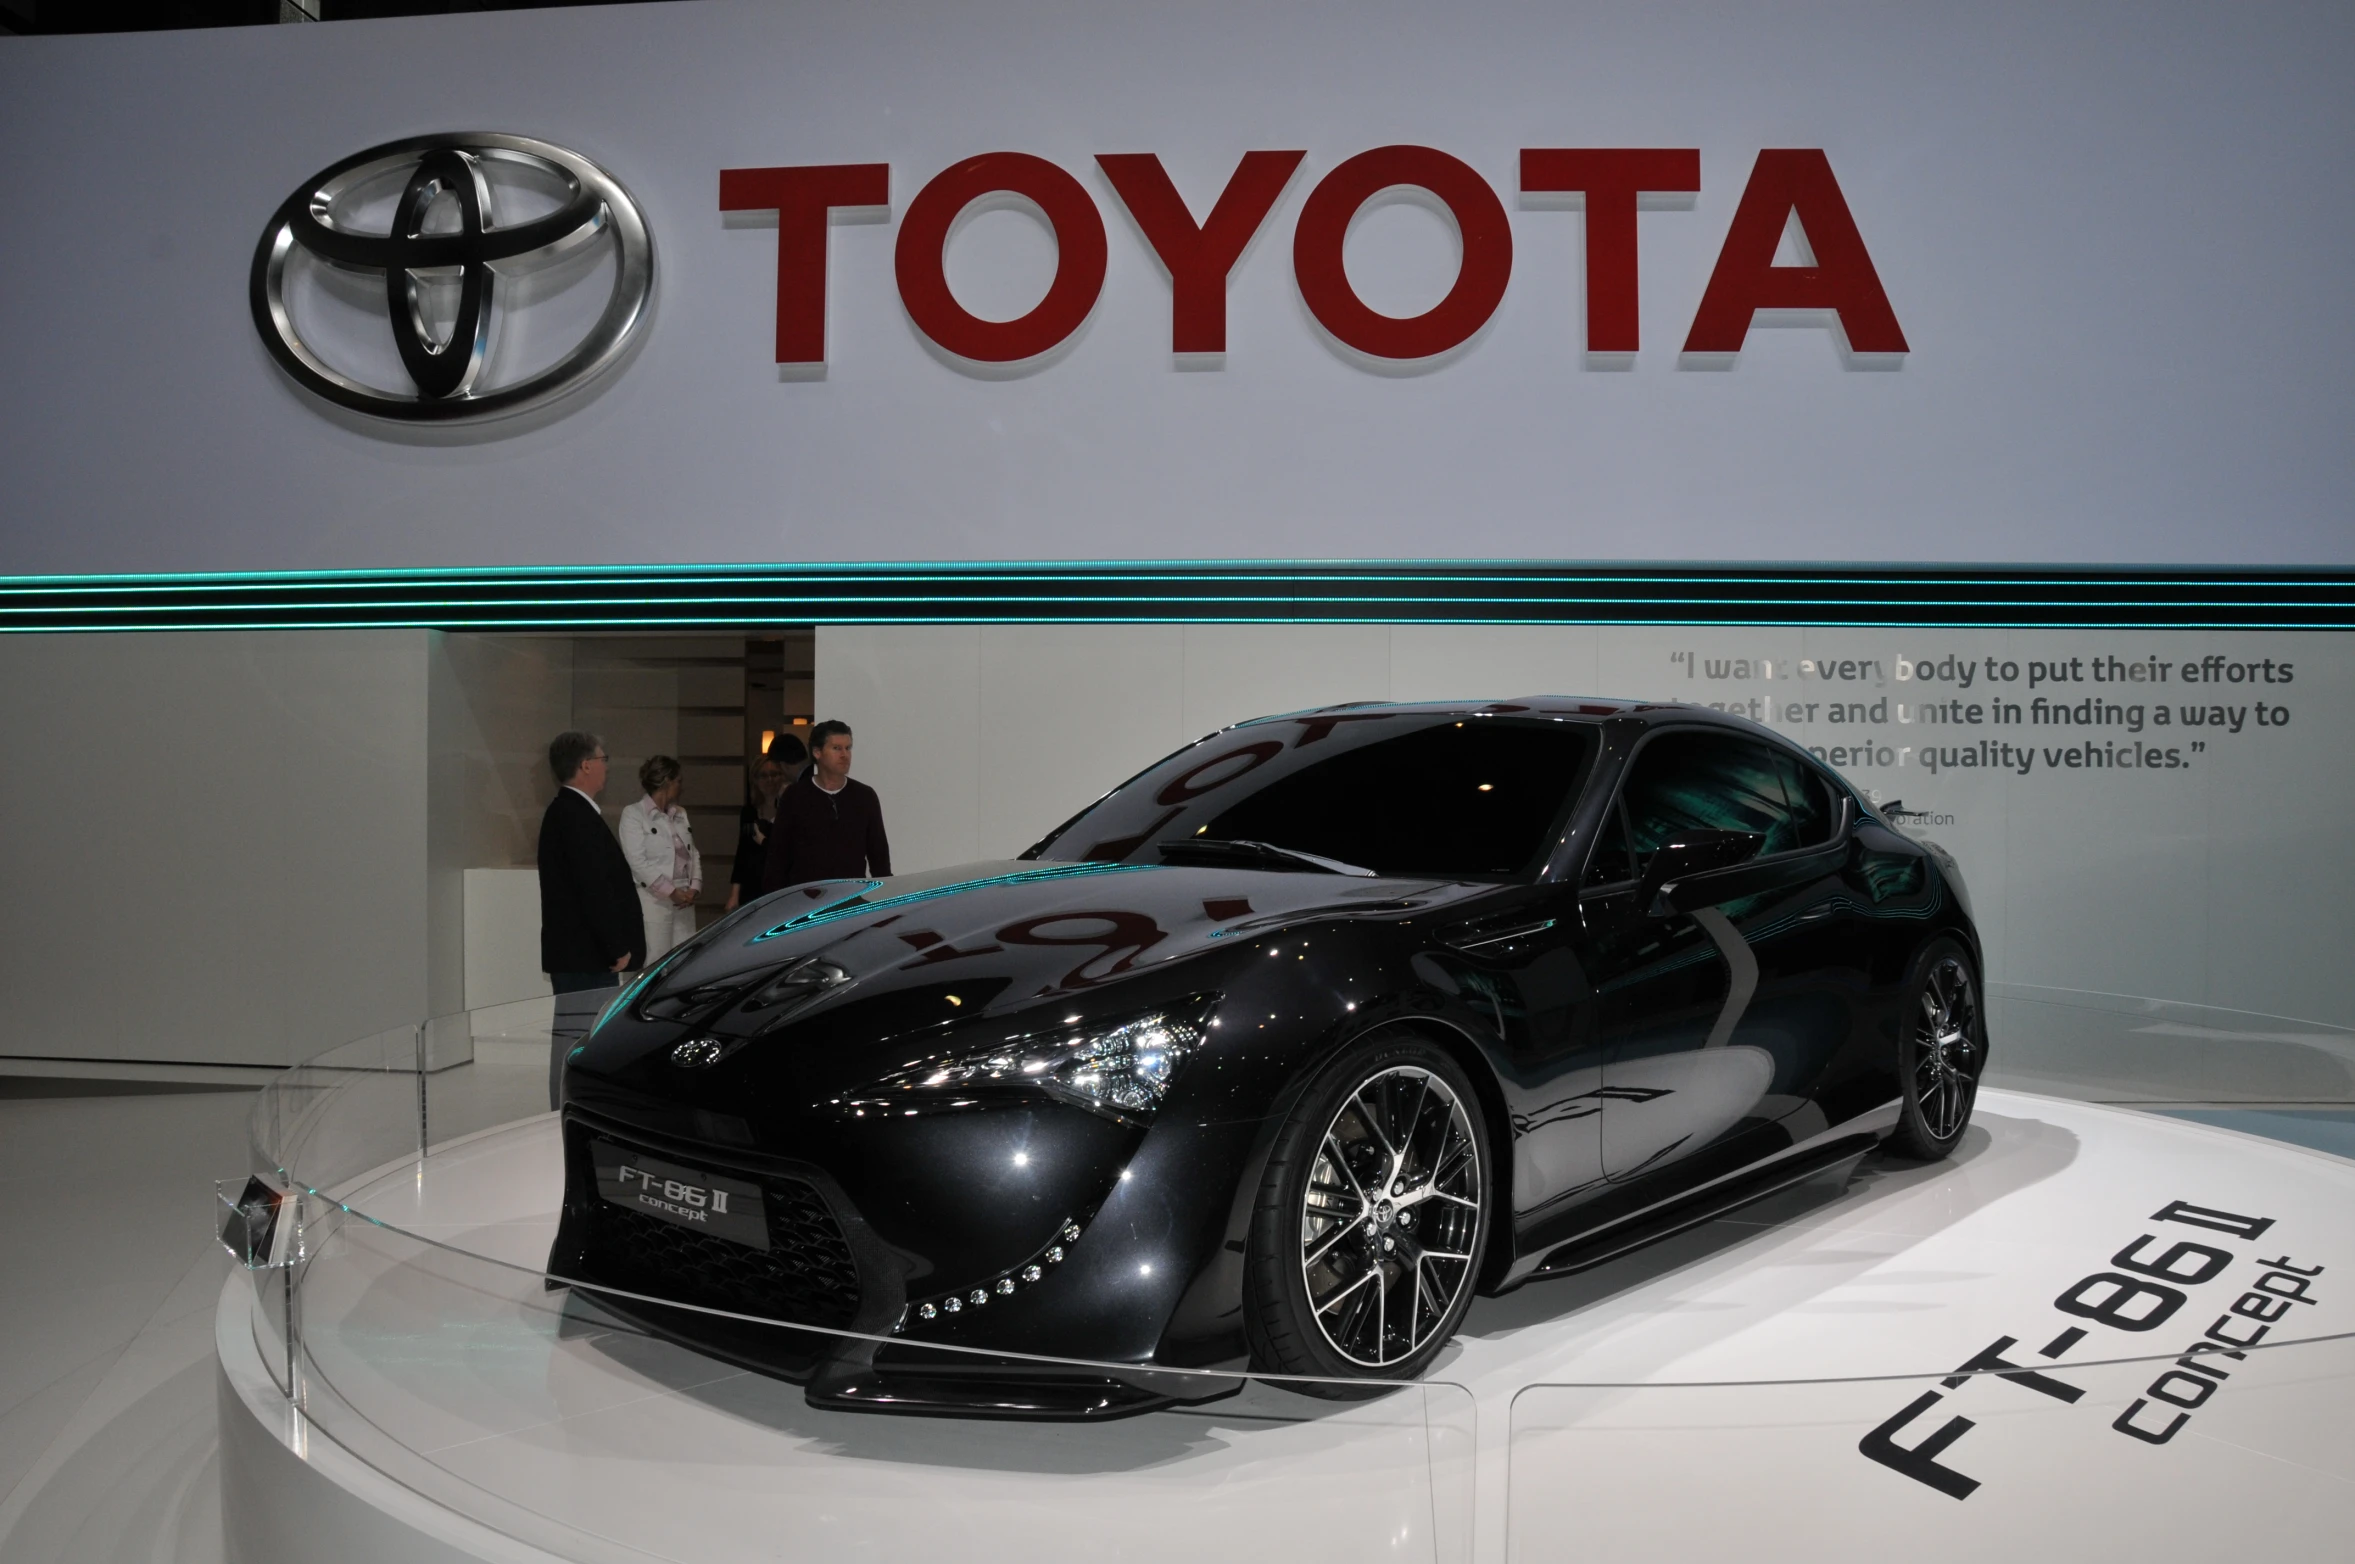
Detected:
left=550, top=698, right=1985, bottom=1417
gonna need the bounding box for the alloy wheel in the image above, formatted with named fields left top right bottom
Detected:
left=1912, top=956, right=1981, bottom=1141
left=1300, top=1065, right=1482, bottom=1368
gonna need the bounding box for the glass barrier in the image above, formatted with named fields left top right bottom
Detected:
left=1508, top=1329, right=2355, bottom=1559
left=1986, top=985, right=2355, bottom=1105
left=223, top=992, right=1478, bottom=1563
left=222, top=992, right=2355, bottom=1562
left=271, top=1215, right=1476, bottom=1564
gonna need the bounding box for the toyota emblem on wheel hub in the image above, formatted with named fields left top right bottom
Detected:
left=251, top=133, right=654, bottom=422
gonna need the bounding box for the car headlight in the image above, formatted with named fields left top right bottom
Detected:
left=864, top=1003, right=1214, bottom=1123
left=587, top=939, right=699, bottom=1039
left=1043, top=1013, right=1201, bottom=1116
left=588, top=974, right=650, bottom=1039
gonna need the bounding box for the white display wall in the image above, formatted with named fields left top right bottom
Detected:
left=0, top=0, right=2350, bottom=574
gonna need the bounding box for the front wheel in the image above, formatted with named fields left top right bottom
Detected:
left=1886, top=940, right=1985, bottom=1160
left=1243, top=1034, right=1492, bottom=1394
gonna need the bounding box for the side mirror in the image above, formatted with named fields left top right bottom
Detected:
left=1638, top=830, right=1763, bottom=916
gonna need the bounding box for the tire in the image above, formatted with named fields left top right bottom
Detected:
left=1243, top=1032, right=1493, bottom=1394
left=1885, top=939, right=1986, bottom=1161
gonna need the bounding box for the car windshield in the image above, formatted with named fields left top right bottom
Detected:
left=1031, top=713, right=1599, bottom=880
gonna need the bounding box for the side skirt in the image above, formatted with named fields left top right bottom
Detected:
left=1522, top=1134, right=1878, bottom=1281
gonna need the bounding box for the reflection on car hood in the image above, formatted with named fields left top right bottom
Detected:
left=643, top=858, right=1476, bottom=1034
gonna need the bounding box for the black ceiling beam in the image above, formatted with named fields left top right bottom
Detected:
left=2, top=561, right=2350, bottom=633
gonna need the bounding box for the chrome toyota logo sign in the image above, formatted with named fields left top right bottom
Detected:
left=251, top=133, right=653, bottom=422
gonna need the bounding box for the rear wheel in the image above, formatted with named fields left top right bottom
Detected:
left=1244, top=1034, right=1492, bottom=1393
left=1886, top=940, right=1985, bottom=1160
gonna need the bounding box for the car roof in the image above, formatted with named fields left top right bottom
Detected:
left=1197, top=696, right=1867, bottom=834
left=1229, top=695, right=1837, bottom=770
left=1233, top=694, right=1725, bottom=725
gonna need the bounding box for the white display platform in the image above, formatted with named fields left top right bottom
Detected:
left=217, top=1092, right=2355, bottom=1564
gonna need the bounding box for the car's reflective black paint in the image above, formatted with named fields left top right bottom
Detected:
left=550, top=697, right=1979, bottom=1417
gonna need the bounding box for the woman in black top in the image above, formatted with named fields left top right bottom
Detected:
left=725, top=737, right=804, bottom=910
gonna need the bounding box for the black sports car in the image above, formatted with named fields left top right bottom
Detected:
left=549, top=697, right=1984, bottom=1417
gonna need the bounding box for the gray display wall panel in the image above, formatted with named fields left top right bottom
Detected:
left=0, top=629, right=435, bottom=1069
left=821, top=623, right=2355, bottom=1099
left=0, top=630, right=795, bottom=1069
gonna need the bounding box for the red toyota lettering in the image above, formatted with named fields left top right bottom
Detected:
left=1292, top=146, right=1513, bottom=360
left=1683, top=149, right=1908, bottom=356
left=1519, top=148, right=1700, bottom=353
left=1097, top=151, right=1305, bottom=354
left=895, top=153, right=1109, bottom=364
left=718, top=163, right=891, bottom=365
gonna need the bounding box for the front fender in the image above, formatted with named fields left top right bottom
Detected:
left=1151, top=938, right=1508, bottom=1364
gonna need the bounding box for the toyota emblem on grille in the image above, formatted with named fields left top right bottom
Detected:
left=670, top=1038, right=726, bottom=1069
left=251, top=133, right=654, bottom=422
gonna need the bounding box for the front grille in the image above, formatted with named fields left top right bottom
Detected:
left=569, top=1125, right=863, bottom=1330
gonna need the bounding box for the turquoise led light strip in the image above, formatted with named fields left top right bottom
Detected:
left=0, top=560, right=2349, bottom=632
left=753, top=862, right=1156, bottom=943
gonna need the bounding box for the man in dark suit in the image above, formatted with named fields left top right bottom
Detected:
left=540, top=730, right=646, bottom=989
left=540, top=731, right=646, bottom=1105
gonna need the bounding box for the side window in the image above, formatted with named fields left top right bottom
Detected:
left=1582, top=797, right=1636, bottom=886
left=1615, top=733, right=1797, bottom=870
left=1775, top=754, right=1836, bottom=848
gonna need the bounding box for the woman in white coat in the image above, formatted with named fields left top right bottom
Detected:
left=619, top=755, right=702, bottom=961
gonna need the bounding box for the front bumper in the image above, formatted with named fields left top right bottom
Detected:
left=545, top=1106, right=1245, bottom=1418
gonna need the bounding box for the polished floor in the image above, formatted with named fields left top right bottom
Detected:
left=3, top=1080, right=2351, bottom=1564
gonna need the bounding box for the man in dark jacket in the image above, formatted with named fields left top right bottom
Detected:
left=539, top=731, right=647, bottom=990
left=541, top=730, right=646, bottom=1107
left=764, top=719, right=892, bottom=891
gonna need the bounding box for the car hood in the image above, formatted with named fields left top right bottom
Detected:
left=633, top=858, right=1477, bottom=1037
left=568, top=858, right=1500, bottom=1142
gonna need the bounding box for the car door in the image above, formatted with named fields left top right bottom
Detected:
left=1579, top=730, right=1853, bottom=1194
left=1739, top=750, right=1876, bottom=1140
left=1436, top=881, right=1610, bottom=1225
